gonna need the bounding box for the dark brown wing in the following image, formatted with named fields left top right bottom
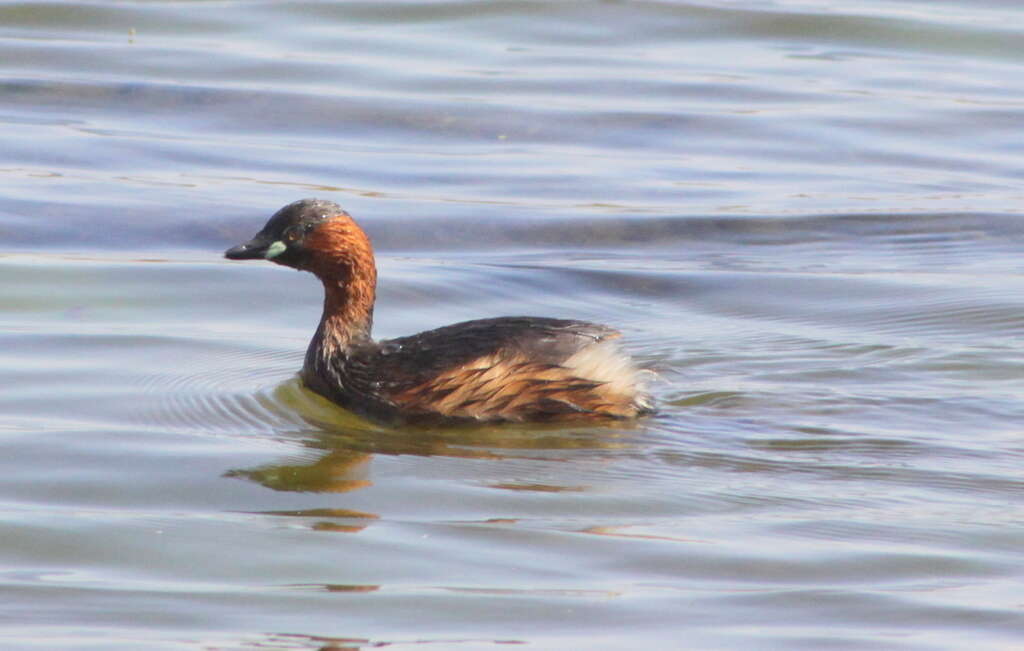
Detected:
left=374, top=317, right=618, bottom=388
left=337, top=317, right=640, bottom=423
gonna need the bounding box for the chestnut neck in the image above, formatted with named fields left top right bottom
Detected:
left=316, top=272, right=375, bottom=354
left=305, top=218, right=378, bottom=359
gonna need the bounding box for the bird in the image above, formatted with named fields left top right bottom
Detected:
left=225, top=199, right=652, bottom=425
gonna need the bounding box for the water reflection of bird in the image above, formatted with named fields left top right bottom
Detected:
left=226, top=199, right=653, bottom=425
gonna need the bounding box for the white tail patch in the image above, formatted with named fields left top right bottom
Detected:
left=563, top=340, right=649, bottom=405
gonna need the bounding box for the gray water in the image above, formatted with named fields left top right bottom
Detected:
left=3, top=1, right=1024, bottom=649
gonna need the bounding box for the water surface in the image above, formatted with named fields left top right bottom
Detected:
left=2, top=1, right=1024, bottom=649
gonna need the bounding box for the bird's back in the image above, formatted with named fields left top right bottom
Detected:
left=314, top=317, right=652, bottom=424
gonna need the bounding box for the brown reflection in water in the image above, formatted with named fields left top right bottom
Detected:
left=311, top=522, right=368, bottom=533
left=488, top=482, right=587, bottom=493
left=321, top=584, right=380, bottom=593
left=580, top=525, right=709, bottom=544
left=248, top=508, right=379, bottom=534
left=227, top=378, right=640, bottom=494
left=224, top=449, right=371, bottom=493
left=250, top=632, right=370, bottom=650
left=299, top=418, right=634, bottom=461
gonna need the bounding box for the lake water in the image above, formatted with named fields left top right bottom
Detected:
left=3, top=1, right=1024, bottom=648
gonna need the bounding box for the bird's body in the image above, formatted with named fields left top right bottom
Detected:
left=225, top=199, right=652, bottom=425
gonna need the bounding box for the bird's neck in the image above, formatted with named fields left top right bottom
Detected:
left=314, top=271, right=376, bottom=359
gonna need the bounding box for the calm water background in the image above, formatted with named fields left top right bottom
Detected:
left=3, top=1, right=1024, bottom=648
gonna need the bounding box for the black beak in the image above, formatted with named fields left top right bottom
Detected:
left=225, top=235, right=271, bottom=260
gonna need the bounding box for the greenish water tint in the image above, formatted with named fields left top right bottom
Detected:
left=3, top=1, right=1024, bottom=649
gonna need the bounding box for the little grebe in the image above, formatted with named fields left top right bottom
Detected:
left=225, top=199, right=653, bottom=424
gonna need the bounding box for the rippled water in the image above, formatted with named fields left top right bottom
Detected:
left=3, top=1, right=1024, bottom=649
